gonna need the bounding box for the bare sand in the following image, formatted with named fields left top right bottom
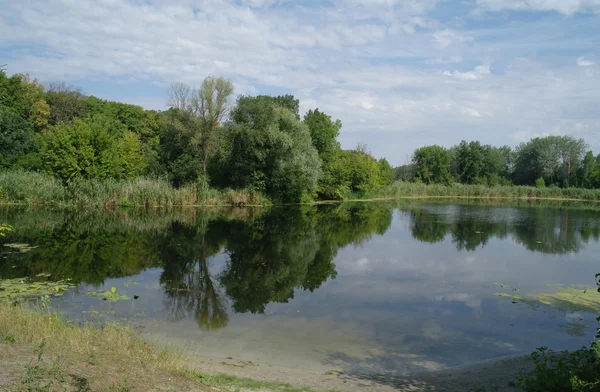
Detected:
left=184, top=352, right=529, bottom=391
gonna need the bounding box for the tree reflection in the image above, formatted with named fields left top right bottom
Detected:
left=218, top=204, right=393, bottom=314
left=407, top=206, right=600, bottom=253
left=158, top=221, right=229, bottom=330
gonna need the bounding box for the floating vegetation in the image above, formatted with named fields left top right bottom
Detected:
left=86, top=287, right=130, bottom=302
left=3, top=243, right=39, bottom=253
left=560, top=323, right=590, bottom=337
left=0, top=277, right=75, bottom=300
left=123, top=280, right=139, bottom=288
left=495, top=284, right=600, bottom=313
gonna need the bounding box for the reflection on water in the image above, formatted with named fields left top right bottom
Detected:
left=1, top=201, right=600, bottom=376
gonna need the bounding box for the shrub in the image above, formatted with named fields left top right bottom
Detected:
left=517, top=345, right=600, bottom=392
left=536, top=177, right=546, bottom=188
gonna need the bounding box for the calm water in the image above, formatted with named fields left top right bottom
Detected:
left=1, top=201, right=600, bottom=376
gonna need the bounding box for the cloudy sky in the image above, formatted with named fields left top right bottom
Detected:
left=2, top=0, right=599, bottom=165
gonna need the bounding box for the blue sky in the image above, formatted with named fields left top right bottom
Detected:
left=1, top=0, right=599, bottom=165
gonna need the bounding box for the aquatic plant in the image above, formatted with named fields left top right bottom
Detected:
left=86, top=286, right=131, bottom=302
left=0, top=277, right=75, bottom=300
left=517, top=274, right=600, bottom=391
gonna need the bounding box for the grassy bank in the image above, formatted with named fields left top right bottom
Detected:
left=0, top=170, right=270, bottom=208
left=376, top=181, right=600, bottom=202
left=0, top=301, right=336, bottom=392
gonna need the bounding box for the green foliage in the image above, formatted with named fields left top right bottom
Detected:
left=536, top=177, right=546, bottom=188
left=452, top=141, right=511, bottom=185
left=343, top=150, right=382, bottom=194
left=225, top=96, right=321, bottom=202
left=514, top=136, right=587, bottom=187
left=517, top=346, right=600, bottom=392
left=39, top=118, right=146, bottom=182
left=0, top=277, right=75, bottom=300
left=0, top=223, right=12, bottom=237
left=518, top=273, right=600, bottom=392
left=45, top=82, right=87, bottom=125
left=378, top=158, right=394, bottom=187
left=412, top=145, right=452, bottom=184
left=303, top=109, right=346, bottom=199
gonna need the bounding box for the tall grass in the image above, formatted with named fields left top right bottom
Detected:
left=0, top=169, right=270, bottom=208
left=377, top=181, right=600, bottom=201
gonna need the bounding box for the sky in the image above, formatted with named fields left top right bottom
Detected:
left=1, top=0, right=599, bottom=165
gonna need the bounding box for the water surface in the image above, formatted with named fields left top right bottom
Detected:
left=1, top=201, right=599, bottom=377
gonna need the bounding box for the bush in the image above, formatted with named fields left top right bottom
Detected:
left=536, top=177, right=546, bottom=188
left=517, top=345, right=600, bottom=392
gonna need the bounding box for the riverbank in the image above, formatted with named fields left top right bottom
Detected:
left=0, top=302, right=526, bottom=392
left=0, top=170, right=270, bottom=208
left=376, top=181, right=600, bottom=202
left=4, top=169, right=600, bottom=209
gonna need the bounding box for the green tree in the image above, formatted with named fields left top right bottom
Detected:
left=40, top=118, right=145, bottom=182
left=116, top=130, right=147, bottom=178
left=343, top=149, right=381, bottom=194
left=578, top=151, right=597, bottom=188
left=514, top=136, right=587, bottom=187
left=378, top=158, right=394, bottom=186
left=412, top=145, right=452, bottom=184
left=0, top=108, right=39, bottom=168
left=158, top=109, right=203, bottom=187
left=225, top=96, right=321, bottom=202
left=45, top=81, right=88, bottom=125
left=303, top=109, right=347, bottom=199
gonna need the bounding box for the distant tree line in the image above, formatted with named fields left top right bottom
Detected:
left=0, top=71, right=394, bottom=203
left=396, top=138, right=600, bottom=189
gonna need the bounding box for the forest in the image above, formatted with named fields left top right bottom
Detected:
left=2, top=70, right=600, bottom=206
left=0, top=71, right=393, bottom=204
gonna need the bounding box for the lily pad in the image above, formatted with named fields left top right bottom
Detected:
left=0, top=277, right=75, bottom=300
left=87, top=287, right=130, bottom=302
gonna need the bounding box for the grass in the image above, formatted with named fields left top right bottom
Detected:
left=0, top=301, right=338, bottom=392
left=376, top=181, right=600, bottom=202
left=0, top=169, right=270, bottom=208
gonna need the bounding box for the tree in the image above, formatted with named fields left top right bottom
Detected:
left=303, top=109, right=346, bottom=199
left=394, top=164, right=415, bottom=181
left=0, top=108, right=39, bottom=169
left=226, top=96, right=321, bottom=202
left=193, top=76, right=234, bottom=175
left=412, top=145, right=452, bottom=184
left=40, top=118, right=145, bottom=182
left=159, top=109, right=204, bottom=187
left=167, top=77, right=234, bottom=176
left=578, top=151, right=596, bottom=188
left=343, top=149, right=381, bottom=194
left=513, top=136, right=587, bottom=186
left=45, top=81, right=87, bottom=125
left=378, top=158, right=394, bottom=186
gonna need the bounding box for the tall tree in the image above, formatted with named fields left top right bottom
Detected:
left=167, top=77, right=234, bottom=176
left=303, top=109, right=346, bottom=199
left=412, top=145, right=452, bottom=184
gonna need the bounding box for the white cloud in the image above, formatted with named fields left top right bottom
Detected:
left=476, top=0, right=600, bottom=15
left=432, top=29, right=473, bottom=49
left=577, top=56, right=596, bottom=66
left=0, top=0, right=599, bottom=164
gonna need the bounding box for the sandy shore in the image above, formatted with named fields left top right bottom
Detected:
left=184, top=352, right=529, bottom=391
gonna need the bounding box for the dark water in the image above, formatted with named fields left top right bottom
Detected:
left=1, top=201, right=600, bottom=375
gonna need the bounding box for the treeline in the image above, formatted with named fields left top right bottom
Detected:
left=396, top=138, right=600, bottom=189
left=0, top=71, right=393, bottom=204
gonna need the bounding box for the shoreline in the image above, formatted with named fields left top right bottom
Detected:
left=3, top=193, right=600, bottom=209
left=0, top=301, right=528, bottom=392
